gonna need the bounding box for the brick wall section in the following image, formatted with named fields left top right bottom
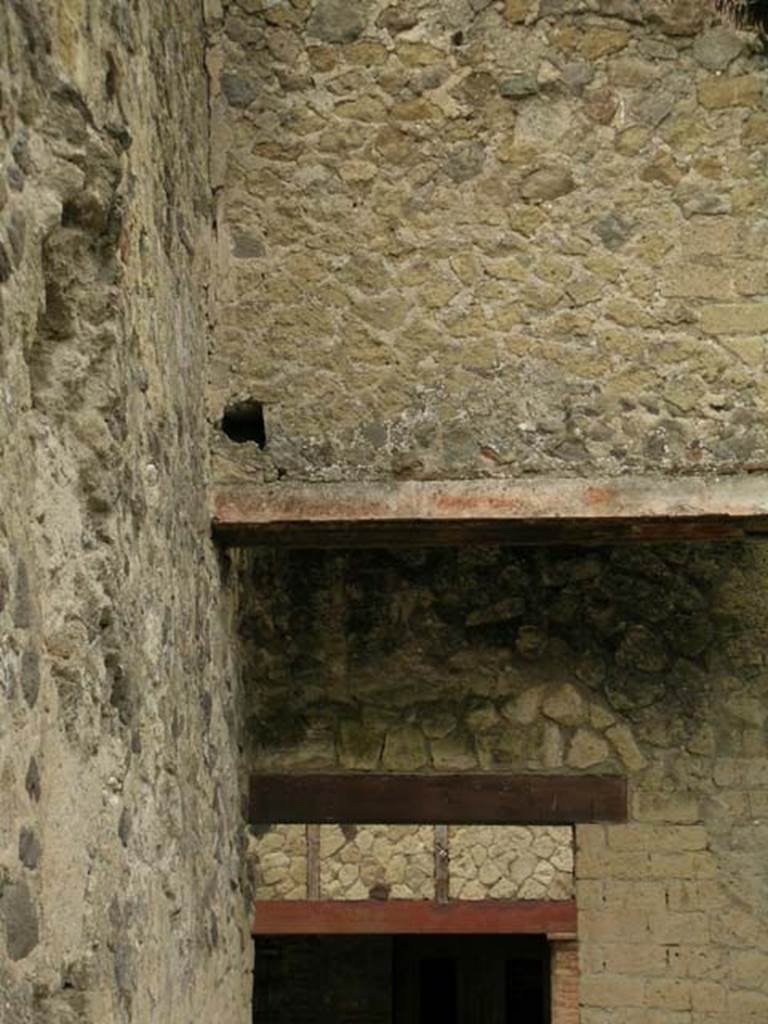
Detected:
left=551, top=940, right=580, bottom=1024
left=577, top=768, right=768, bottom=1023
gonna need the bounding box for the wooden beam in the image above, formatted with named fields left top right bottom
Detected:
left=248, top=773, right=628, bottom=826
left=252, top=899, right=577, bottom=936
left=212, top=476, right=768, bottom=548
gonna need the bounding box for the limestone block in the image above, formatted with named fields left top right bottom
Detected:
left=698, top=75, right=764, bottom=110
left=701, top=303, right=768, bottom=335
left=568, top=728, right=610, bottom=769
left=542, top=683, right=586, bottom=727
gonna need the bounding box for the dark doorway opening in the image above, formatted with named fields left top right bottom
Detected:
left=253, top=934, right=550, bottom=1023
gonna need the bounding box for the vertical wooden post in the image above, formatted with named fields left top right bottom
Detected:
left=550, top=937, right=579, bottom=1024
left=435, top=824, right=449, bottom=903
left=306, top=824, right=321, bottom=899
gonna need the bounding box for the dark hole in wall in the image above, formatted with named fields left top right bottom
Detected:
left=252, top=935, right=549, bottom=1023
left=222, top=401, right=266, bottom=447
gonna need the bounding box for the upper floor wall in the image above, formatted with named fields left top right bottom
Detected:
left=210, top=0, right=768, bottom=483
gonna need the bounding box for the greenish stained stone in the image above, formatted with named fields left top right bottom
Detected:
left=430, top=732, right=477, bottom=770
left=465, top=700, right=501, bottom=733
left=418, top=704, right=458, bottom=739
left=339, top=720, right=383, bottom=769
left=382, top=725, right=428, bottom=770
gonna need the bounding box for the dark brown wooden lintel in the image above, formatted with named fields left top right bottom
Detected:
left=248, top=773, right=628, bottom=826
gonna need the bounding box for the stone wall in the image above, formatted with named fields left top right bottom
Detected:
left=211, top=0, right=768, bottom=482
left=0, top=3, right=249, bottom=1022
left=249, top=822, right=573, bottom=900
left=241, top=542, right=768, bottom=1020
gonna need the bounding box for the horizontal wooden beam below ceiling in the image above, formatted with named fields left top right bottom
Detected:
left=213, top=476, right=768, bottom=548
left=248, top=773, right=628, bottom=826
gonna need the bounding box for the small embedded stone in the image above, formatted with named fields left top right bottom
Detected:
left=579, top=28, right=630, bottom=60
left=539, top=0, right=572, bottom=13
left=542, top=722, right=564, bottom=768
left=567, top=728, right=610, bottom=769
left=616, top=624, right=668, bottom=673
left=118, top=807, right=132, bottom=847
left=466, top=596, right=525, bottom=627
left=308, top=0, right=368, bottom=43
left=702, top=303, right=768, bottom=335
left=0, top=241, right=12, bottom=282
left=562, top=61, right=594, bottom=91
left=444, top=142, right=487, bottom=183
left=693, top=28, right=743, bottom=72
left=18, top=827, right=41, bottom=870
left=8, top=211, right=26, bottom=266
left=465, top=701, right=501, bottom=734
left=515, top=624, right=548, bottom=658
left=20, top=648, right=40, bottom=708
left=396, top=41, right=444, bottom=67
left=3, top=880, right=39, bottom=961
left=221, top=73, right=258, bottom=108
left=7, top=163, right=24, bottom=192
left=606, top=723, right=646, bottom=771
left=641, top=152, right=683, bottom=188
left=501, top=687, right=544, bottom=725
left=25, top=758, right=41, bottom=802
left=14, top=560, right=33, bottom=628
left=521, top=167, right=575, bottom=202
left=645, top=0, right=706, bottom=36
left=542, top=683, right=585, bottom=727
left=594, top=211, right=633, bottom=250
left=377, top=6, right=418, bottom=33
left=382, top=725, right=427, bottom=770
left=339, top=719, right=383, bottom=769
left=504, top=0, right=532, bottom=22
left=418, top=706, right=457, bottom=740
left=698, top=75, right=763, bottom=111
left=584, top=86, right=617, bottom=125
left=231, top=231, right=265, bottom=258
left=225, top=16, right=266, bottom=48
left=430, top=732, right=477, bottom=771
left=499, top=74, right=538, bottom=99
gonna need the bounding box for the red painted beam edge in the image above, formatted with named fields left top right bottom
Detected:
left=252, top=899, right=577, bottom=936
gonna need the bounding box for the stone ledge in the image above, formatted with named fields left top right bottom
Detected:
left=212, top=476, right=768, bottom=547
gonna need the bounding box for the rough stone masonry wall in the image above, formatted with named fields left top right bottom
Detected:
left=0, top=3, right=249, bottom=1023
left=241, top=543, right=768, bottom=1022
left=249, top=822, right=573, bottom=900
left=211, top=0, right=768, bottom=482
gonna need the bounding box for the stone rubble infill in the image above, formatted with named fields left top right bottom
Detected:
left=249, top=822, right=574, bottom=901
